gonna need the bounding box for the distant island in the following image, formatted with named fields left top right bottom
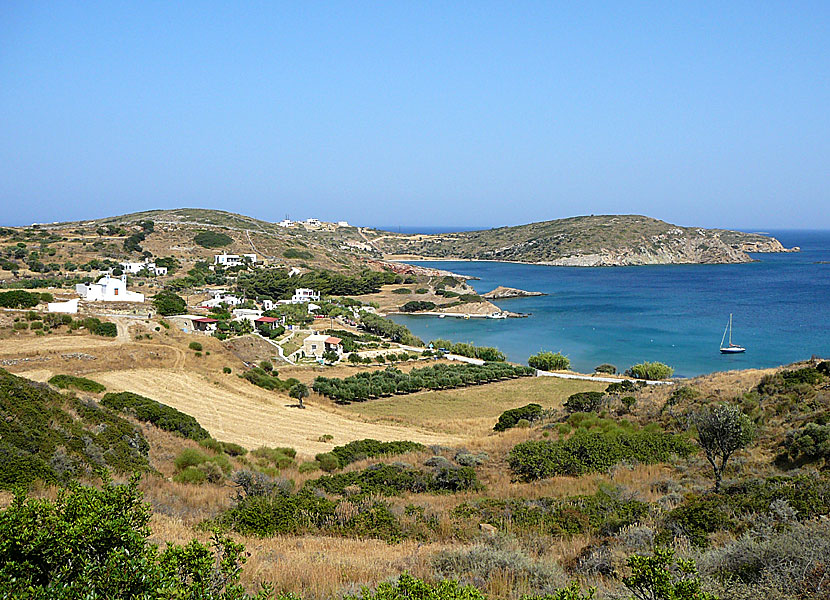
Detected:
left=366, top=215, right=799, bottom=266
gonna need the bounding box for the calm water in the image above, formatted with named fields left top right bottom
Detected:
left=390, top=230, right=830, bottom=377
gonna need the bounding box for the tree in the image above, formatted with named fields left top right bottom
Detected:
left=623, top=547, right=717, bottom=600
left=528, top=351, right=570, bottom=371
left=290, top=383, right=309, bottom=409
left=322, top=350, right=340, bottom=364
left=152, top=290, right=187, bottom=316
left=692, top=403, right=755, bottom=491
left=626, top=361, right=674, bottom=380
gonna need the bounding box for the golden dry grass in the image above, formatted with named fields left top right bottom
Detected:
left=334, top=376, right=607, bottom=435
left=90, top=367, right=462, bottom=457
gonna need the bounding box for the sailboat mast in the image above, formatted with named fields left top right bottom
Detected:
left=728, top=313, right=733, bottom=345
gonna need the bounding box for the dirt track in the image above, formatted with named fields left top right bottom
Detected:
left=91, top=368, right=462, bottom=456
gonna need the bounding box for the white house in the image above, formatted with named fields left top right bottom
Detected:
left=287, top=267, right=302, bottom=277
left=47, top=298, right=79, bottom=314
left=75, top=274, right=144, bottom=302
left=301, top=334, right=343, bottom=359
left=337, top=221, right=350, bottom=227
left=231, top=308, right=263, bottom=322
left=214, top=253, right=257, bottom=267
left=120, top=261, right=167, bottom=276
left=303, top=218, right=322, bottom=229
left=277, top=219, right=294, bottom=228
left=292, top=288, right=320, bottom=303
left=200, top=294, right=243, bottom=308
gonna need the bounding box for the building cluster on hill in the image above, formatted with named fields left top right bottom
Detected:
left=119, top=260, right=168, bottom=276
left=276, top=218, right=350, bottom=230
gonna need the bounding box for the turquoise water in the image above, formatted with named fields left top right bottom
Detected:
left=389, top=231, right=830, bottom=378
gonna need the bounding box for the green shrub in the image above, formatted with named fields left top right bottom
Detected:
left=152, top=291, right=187, bottom=316
left=0, top=369, right=150, bottom=488
left=0, top=477, right=266, bottom=599
left=415, top=288, right=429, bottom=294
left=251, top=446, right=296, bottom=470
left=94, top=322, right=117, bottom=337
left=605, top=380, right=640, bottom=394
left=494, top=404, right=544, bottom=432
left=315, top=452, right=340, bottom=472
left=594, top=363, right=617, bottom=374
left=429, top=339, right=506, bottom=362
left=283, top=248, right=314, bottom=260
left=528, top=351, right=570, bottom=371
left=188, top=341, right=203, bottom=351
left=241, top=367, right=296, bottom=392
left=101, top=391, right=210, bottom=440
left=305, top=463, right=480, bottom=497
left=173, top=465, right=208, bottom=484
left=174, top=448, right=209, bottom=471
left=401, top=300, right=437, bottom=312
left=509, top=430, right=696, bottom=481
left=563, top=391, right=605, bottom=413
left=392, top=287, right=412, bottom=294
left=0, top=290, right=40, bottom=308
left=330, top=439, right=426, bottom=467
left=12, top=322, right=27, bottom=330
left=298, top=461, right=321, bottom=473
left=193, top=230, right=233, bottom=248
left=625, top=361, right=674, bottom=380
left=220, top=441, right=247, bottom=456
left=48, top=374, right=106, bottom=393
left=223, top=366, right=232, bottom=374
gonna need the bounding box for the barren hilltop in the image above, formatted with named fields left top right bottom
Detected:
left=367, top=214, right=797, bottom=266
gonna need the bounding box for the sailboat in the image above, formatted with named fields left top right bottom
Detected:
left=720, top=314, right=746, bottom=354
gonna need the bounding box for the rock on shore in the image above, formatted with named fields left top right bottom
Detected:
left=482, top=286, right=545, bottom=299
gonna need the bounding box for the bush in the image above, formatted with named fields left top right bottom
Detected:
left=401, top=300, right=437, bottom=312
left=283, top=248, right=314, bottom=260
left=330, top=439, right=426, bottom=467
left=101, top=391, right=210, bottom=441
left=625, top=361, right=674, bottom=380
left=48, top=374, right=106, bottom=393
left=94, top=322, right=117, bottom=337
left=173, top=465, right=208, bottom=484
left=315, top=452, right=340, bottom=472
left=429, top=339, right=507, bottom=362
left=152, top=291, right=187, bottom=316
left=28, top=321, right=43, bottom=330
left=528, top=351, right=570, bottom=371
left=0, top=477, right=265, bottom=599
left=251, top=446, right=296, bottom=470
left=193, top=230, right=233, bottom=248
left=0, top=290, right=40, bottom=308
left=223, top=366, right=232, bottom=374
left=494, top=403, right=544, bottom=431
left=304, top=463, right=480, bottom=497
left=241, top=367, right=296, bottom=392
left=509, top=430, right=696, bottom=481
left=563, top=391, right=605, bottom=413
left=359, top=313, right=423, bottom=346
left=189, top=341, right=203, bottom=351
left=781, top=421, right=830, bottom=465
left=392, top=287, right=412, bottom=294
left=594, top=363, right=617, bottom=374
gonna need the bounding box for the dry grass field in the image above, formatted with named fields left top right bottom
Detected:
left=335, top=376, right=607, bottom=435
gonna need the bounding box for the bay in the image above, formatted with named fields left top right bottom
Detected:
left=389, top=230, right=830, bottom=377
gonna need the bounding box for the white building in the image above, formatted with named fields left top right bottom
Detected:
left=303, top=218, right=322, bottom=229
left=200, top=294, right=243, bottom=308
left=287, top=267, right=302, bottom=277
left=47, top=298, right=79, bottom=314
left=214, top=253, right=257, bottom=267
left=120, top=261, right=167, bottom=276
left=337, top=221, right=350, bottom=227
left=277, top=219, right=294, bottom=228
left=75, top=274, right=144, bottom=303
left=232, top=308, right=263, bottom=322
left=302, top=334, right=343, bottom=360
left=292, top=288, right=320, bottom=303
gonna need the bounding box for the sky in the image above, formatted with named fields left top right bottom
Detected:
left=1, top=2, right=828, bottom=229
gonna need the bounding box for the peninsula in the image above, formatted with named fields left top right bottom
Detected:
left=366, top=214, right=798, bottom=266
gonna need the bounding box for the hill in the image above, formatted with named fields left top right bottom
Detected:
left=366, top=214, right=796, bottom=266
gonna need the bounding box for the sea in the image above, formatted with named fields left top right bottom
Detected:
left=388, top=230, right=830, bottom=378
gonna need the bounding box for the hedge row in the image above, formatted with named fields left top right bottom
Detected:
left=329, top=439, right=426, bottom=468
left=48, top=374, right=106, bottom=394
left=313, top=362, right=534, bottom=403
left=304, top=463, right=481, bottom=497
left=101, top=391, right=210, bottom=441
left=508, top=430, right=696, bottom=481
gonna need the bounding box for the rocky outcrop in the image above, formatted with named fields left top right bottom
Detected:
left=482, top=286, right=545, bottom=299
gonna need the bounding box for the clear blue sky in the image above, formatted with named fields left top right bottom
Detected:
left=1, top=2, right=828, bottom=229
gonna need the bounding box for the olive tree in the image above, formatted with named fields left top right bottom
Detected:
left=289, top=382, right=309, bottom=409
left=692, top=403, right=755, bottom=491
